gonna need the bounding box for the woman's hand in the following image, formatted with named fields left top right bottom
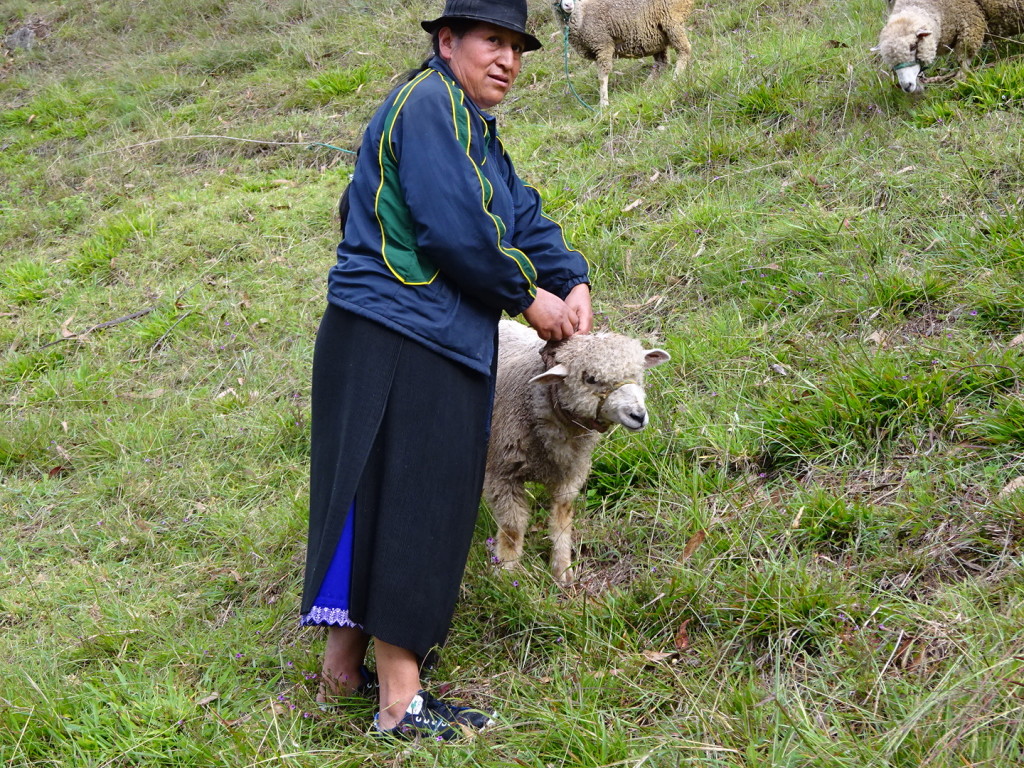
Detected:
left=564, top=283, right=593, bottom=335
left=523, top=288, right=578, bottom=341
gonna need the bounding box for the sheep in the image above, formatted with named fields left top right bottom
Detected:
left=876, top=0, right=1024, bottom=93
left=483, top=319, right=670, bottom=585
left=552, top=0, right=695, bottom=108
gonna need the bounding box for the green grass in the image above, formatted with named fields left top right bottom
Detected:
left=5, top=0, right=1024, bottom=765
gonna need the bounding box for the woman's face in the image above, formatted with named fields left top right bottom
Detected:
left=440, top=22, right=525, bottom=109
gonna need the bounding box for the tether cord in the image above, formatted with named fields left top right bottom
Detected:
left=307, top=141, right=357, bottom=154
left=561, top=21, right=596, bottom=112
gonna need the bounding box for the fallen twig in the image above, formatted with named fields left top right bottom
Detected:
left=37, top=307, right=154, bottom=350
left=149, top=310, right=193, bottom=355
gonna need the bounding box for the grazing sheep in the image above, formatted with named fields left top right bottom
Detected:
left=553, top=0, right=694, bottom=108
left=876, top=0, right=1024, bottom=93
left=484, top=320, right=670, bottom=584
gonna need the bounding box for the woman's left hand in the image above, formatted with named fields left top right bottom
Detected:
left=565, top=283, right=593, bottom=335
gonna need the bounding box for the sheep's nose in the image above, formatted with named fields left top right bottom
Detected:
left=624, top=409, right=649, bottom=430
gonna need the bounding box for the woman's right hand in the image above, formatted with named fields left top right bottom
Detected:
left=523, top=288, right=578, bottom=341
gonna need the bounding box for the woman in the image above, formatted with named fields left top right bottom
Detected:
left=300, top=0, right=592, bottom=740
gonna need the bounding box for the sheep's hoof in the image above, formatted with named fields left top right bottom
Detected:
left=553, top=566, right=575, bottom=585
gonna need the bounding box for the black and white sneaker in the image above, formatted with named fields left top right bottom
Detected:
left=429, top=694, right=496, bottom=731
left=373, top=690, right=496, bottom=741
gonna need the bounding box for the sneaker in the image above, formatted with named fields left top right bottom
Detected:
left=355, top=665, right=379, bottom=699
left=373, top=690, right=494, bottom=741
left=429, top=694, right=496, bottom=730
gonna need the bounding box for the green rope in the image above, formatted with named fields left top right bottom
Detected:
left=307, top=142, right=357, bottom=154
left=561, top=23, right=596, bottom=113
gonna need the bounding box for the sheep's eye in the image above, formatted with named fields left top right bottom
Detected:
left=583, top=373, right=599, bottom=386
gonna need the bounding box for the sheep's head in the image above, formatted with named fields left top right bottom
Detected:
left=876, top=14, right=937, bottom=93
left=553, top=0, right=574, bottom=17
left=531, top=333, right=670, bottom=432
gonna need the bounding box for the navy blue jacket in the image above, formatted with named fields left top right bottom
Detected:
left=326, top=56, right=590, bottom=375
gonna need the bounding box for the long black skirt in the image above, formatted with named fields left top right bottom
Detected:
left=300, top=304, right=493, bottom=663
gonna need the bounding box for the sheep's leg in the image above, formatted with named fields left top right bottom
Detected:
left=489, top=484, right=530, bottom=569
left=649, top=51, right=668, bottom=79
left=548, top=492, right=577, bottom=585
left=595, top=47, right=614, bottom=108
left=922, top=70, right=960, bottom=84
left=666, top=25, right=692, bottom=78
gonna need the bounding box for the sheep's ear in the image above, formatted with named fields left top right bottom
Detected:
left=643, top=349, right=670, bottom=369
left=869, top=45, right=880, bottom=53
left=916, top=29, right=931, bottom=39
left=529, top=364, right=569, bottom=385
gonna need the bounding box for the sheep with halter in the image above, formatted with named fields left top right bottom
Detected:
left=484, top=319, right=670, bottom=584
left=876, top=0, right=1024, bottom=93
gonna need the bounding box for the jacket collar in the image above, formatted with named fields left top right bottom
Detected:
left=427, top=55, right=498, bottom=126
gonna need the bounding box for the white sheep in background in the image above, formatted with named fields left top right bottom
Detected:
left=552, top=0, right=695, bottom=108
left=484, top=320, right=670, bottom=585
left=876, top=0, right=1024, bottom=93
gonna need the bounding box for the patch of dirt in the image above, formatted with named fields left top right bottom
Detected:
left=3, top=18, right=51, bottom=51
left=895, top=307, right=958, bottom=341
left=574, top=552, right=642, bottom=596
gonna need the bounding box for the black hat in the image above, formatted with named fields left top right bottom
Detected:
left=421, top=0, right=542, bottom=52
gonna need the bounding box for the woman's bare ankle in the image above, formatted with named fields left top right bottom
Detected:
left=317, top=666, right=364, bottom=702
left=376, top=689, right=418, bottom=730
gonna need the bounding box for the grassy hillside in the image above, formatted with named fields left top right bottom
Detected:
left=3, top=0, right=1024, bottom=765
